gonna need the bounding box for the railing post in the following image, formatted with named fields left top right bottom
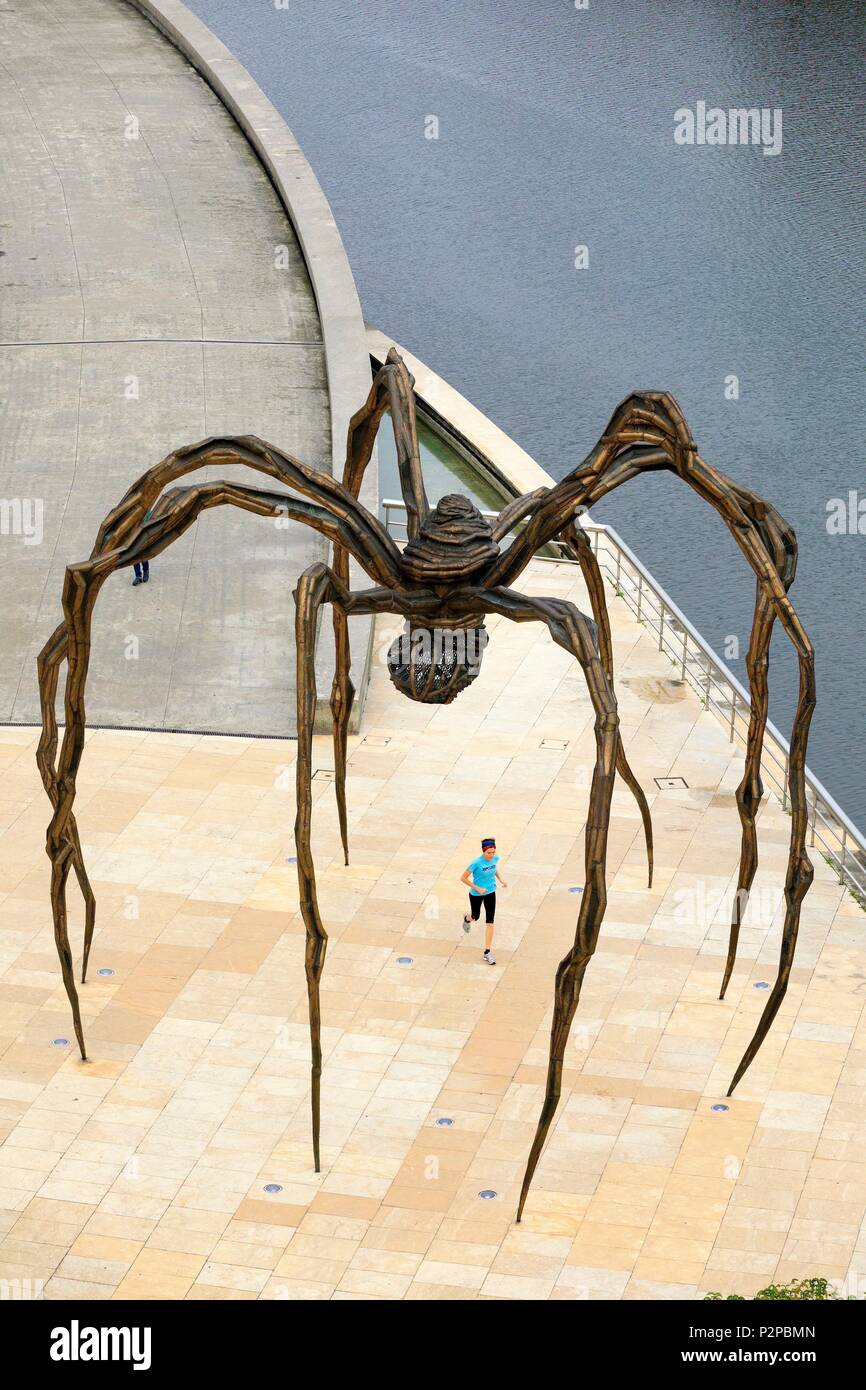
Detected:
left=839, top=827, right=847, bottom=885
left=809, top=792, right=817, bottom=848
left=615, top=549, right=622, bottom=592
left=681, top=629, right=688, bottom=680
left=729, top=692, right=736, bottom=741
left=636, top=573, right=643, bottom=622
left=704, top=657, right=711, bottom=708
left=781, top=754, right=789, bottom=811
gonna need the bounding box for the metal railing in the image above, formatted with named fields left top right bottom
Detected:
left=382, top=497, right=866, bottom=903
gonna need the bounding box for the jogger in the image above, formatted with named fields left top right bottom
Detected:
left=460, top=837, right=507, bottom=964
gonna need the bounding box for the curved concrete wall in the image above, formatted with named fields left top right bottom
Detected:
left=127, top=0, right=376, bottom=728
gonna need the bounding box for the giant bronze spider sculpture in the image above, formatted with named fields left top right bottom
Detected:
left=37, top=349, right=815, bottom=1221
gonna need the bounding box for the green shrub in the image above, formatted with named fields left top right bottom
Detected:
left=705, top=1278, right=848, bottom=1301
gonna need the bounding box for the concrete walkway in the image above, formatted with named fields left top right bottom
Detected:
left=0, top=0, right=330, bottom=733
left=0, top=557, right=861, bottom=1301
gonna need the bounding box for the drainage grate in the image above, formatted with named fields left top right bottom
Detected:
left=361, top=735, right=391, bottom=747
left=654, top=776, right=689, bottom=790
left=313, top=769, right=335, bottom=781
left=540, top=738, right=569, bottom=750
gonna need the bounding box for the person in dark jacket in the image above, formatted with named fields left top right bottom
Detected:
left=133, top=508, right=153, bottom=585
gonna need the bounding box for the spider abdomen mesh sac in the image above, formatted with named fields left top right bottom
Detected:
left=387, top=623, right=488, bottom=704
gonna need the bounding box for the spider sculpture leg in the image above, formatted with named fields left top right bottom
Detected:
left=586, top=401, right=813, bottom=1087
left=37, top=625, right=97, bottom=984
left=560, top=519, right=654, bottom=888
left=293, top=564, right=335, bottom=1172
left=37, top=471, right=400, bottom=1064
left=715, top=496, right=796, bottom=1002
left=328, top=607, right=354, bottom=869
left=49, top=840, right=86, bottom=1058
left=585, top=407, right=801, bottom=1008
left=473, top=586, right=620, bottom=1222
left=486, top=395, right=815, bottom=1100
left=292, top=562, right=402, bottom=1171
left=491, top=495, right=654, bottom=885
left=43, top=555, right=117, bottom=1057
left=69, top=819, right=97, bottom=982
left=329, top=348, right=429, bottom=866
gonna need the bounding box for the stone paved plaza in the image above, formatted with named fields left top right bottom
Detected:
left=1, top=558, right=863, bottom=1301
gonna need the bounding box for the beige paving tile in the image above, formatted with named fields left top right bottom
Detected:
left=413, top=1259, right=488, bottom=1291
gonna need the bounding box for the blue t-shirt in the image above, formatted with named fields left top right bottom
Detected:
left=467, top=853, right=499, bottom=895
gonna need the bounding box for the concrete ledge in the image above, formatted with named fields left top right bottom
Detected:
left=126, top=0, right=375, bottom=731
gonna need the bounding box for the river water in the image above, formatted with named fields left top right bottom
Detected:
left=189, top=0, right=864, bottom=829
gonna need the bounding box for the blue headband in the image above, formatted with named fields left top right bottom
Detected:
left=481, top=839, right=496, bottom=849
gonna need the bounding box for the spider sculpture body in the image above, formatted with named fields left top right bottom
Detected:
left=37, top=349, right=815, bottom=1221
